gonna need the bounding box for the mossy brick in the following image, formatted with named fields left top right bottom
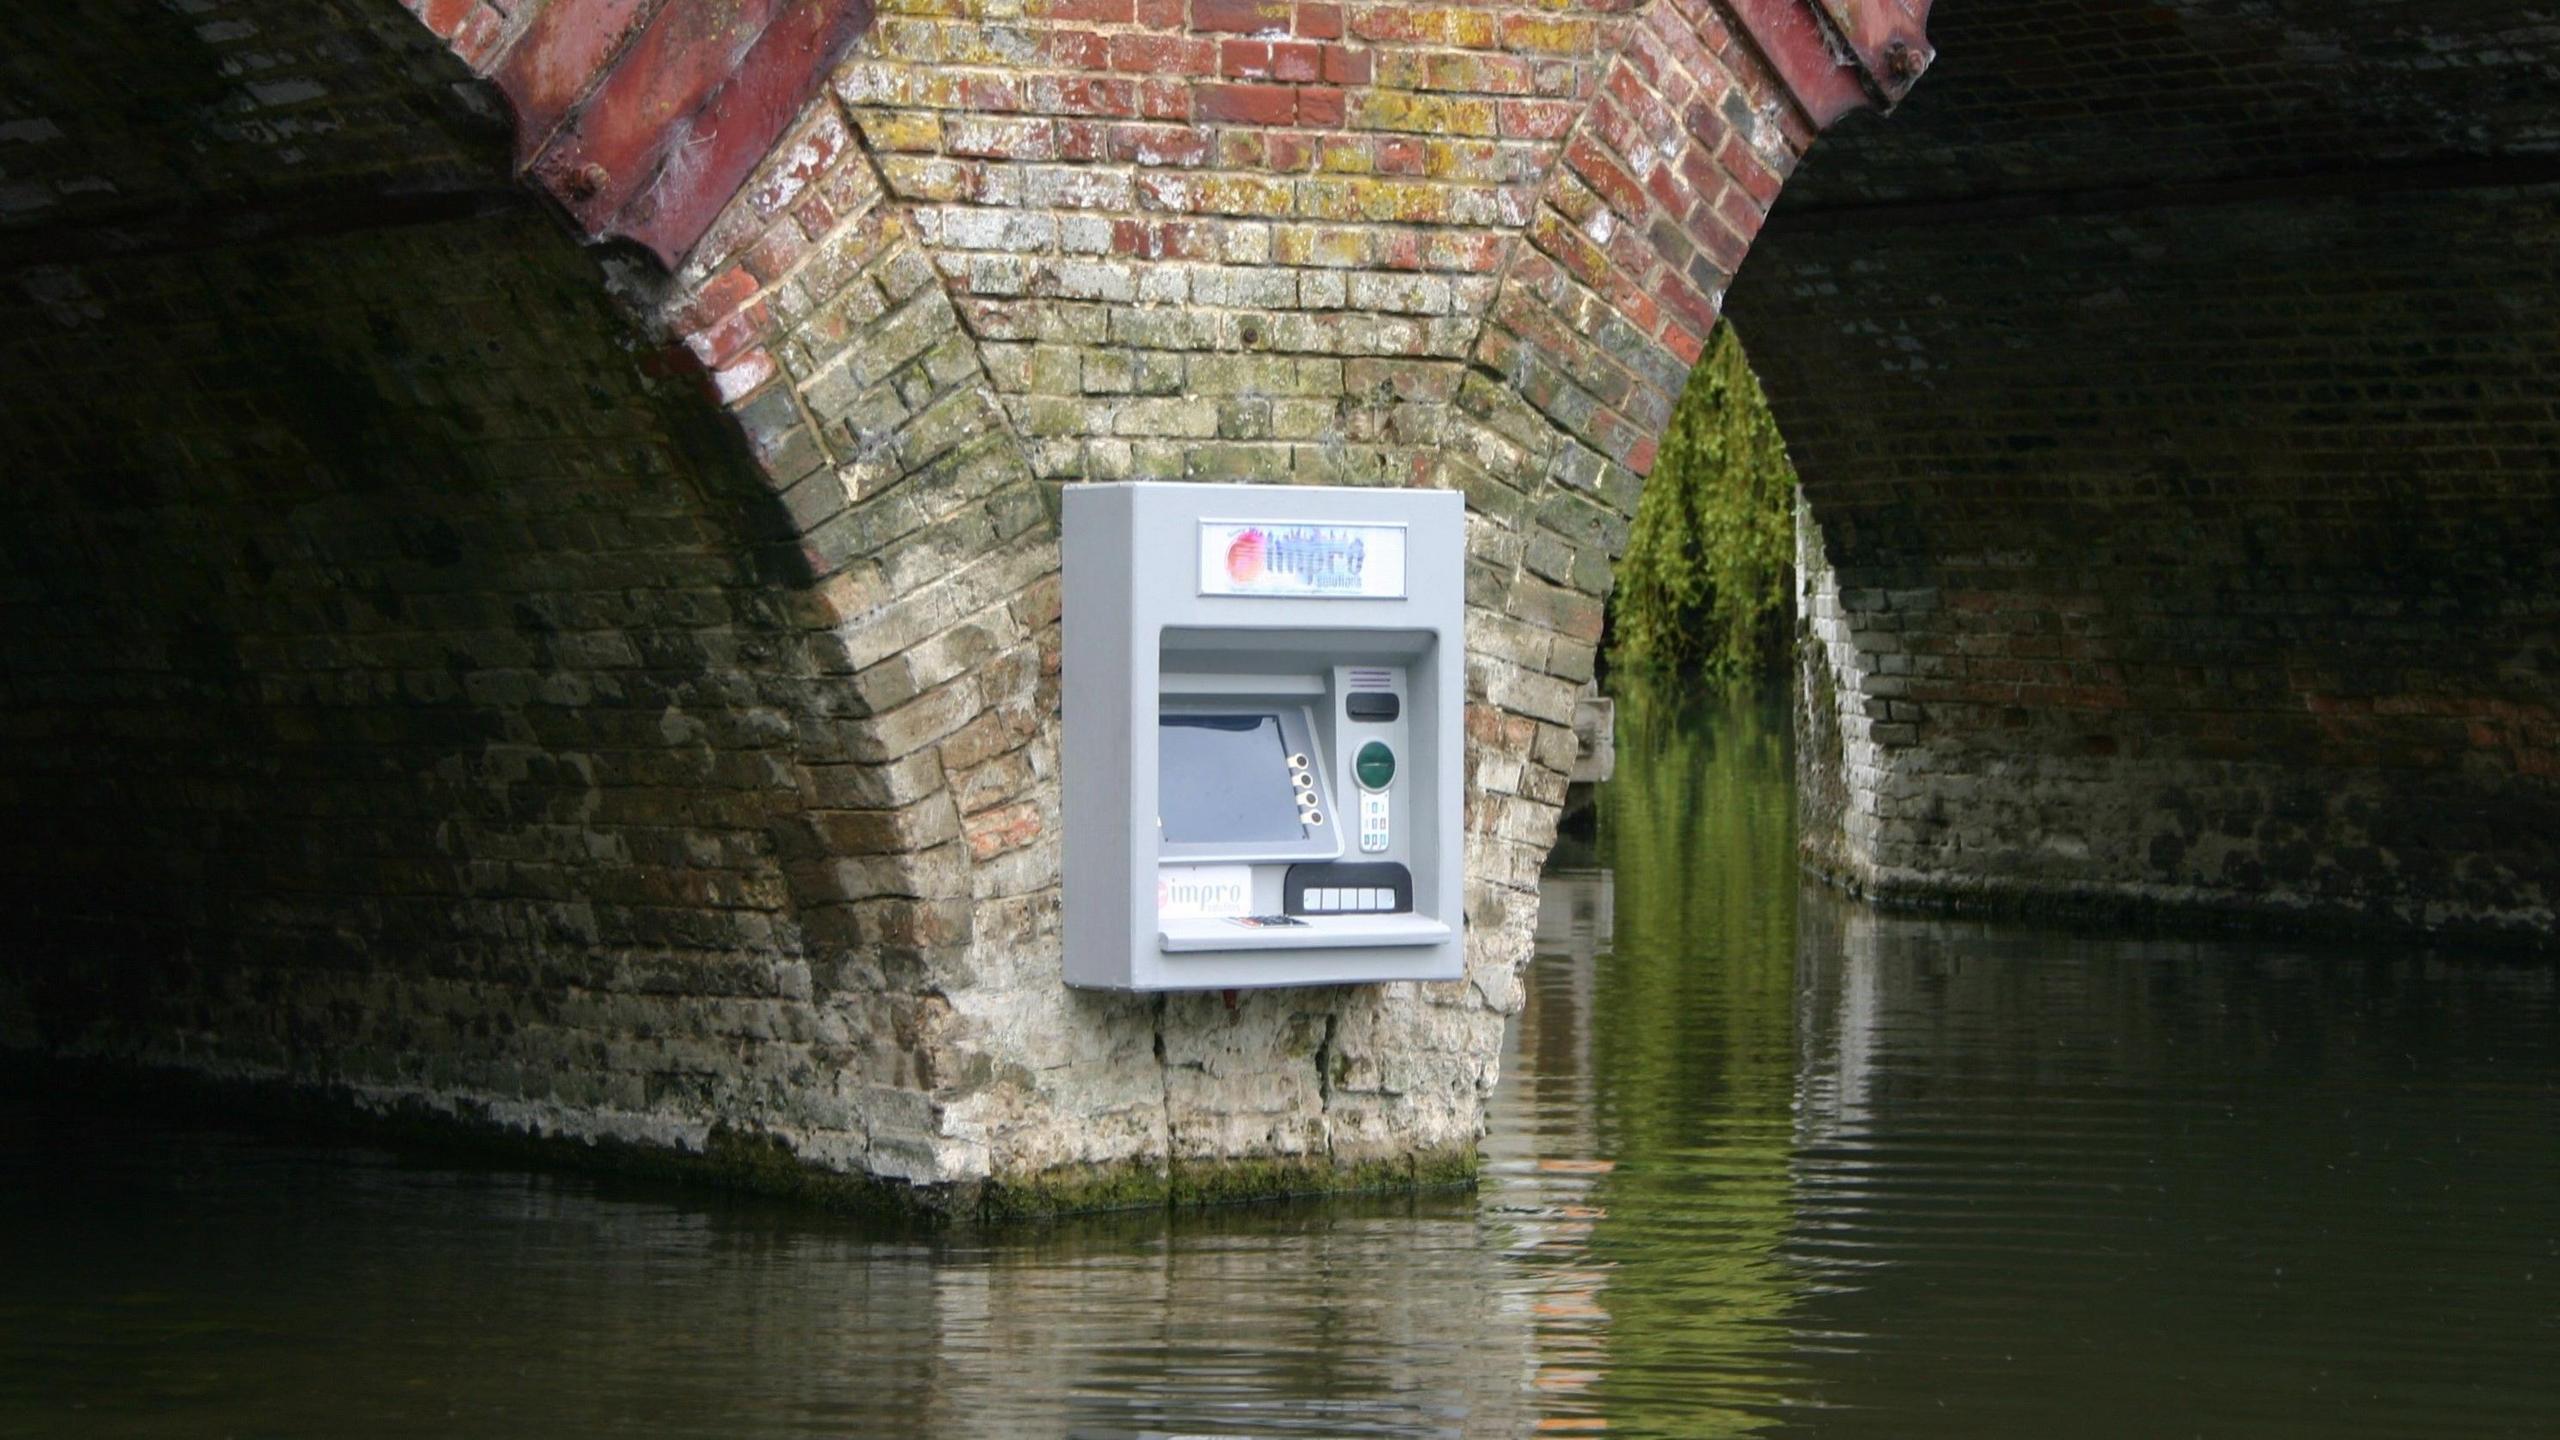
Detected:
left=1111, top=396, right=1220, bottom=437
left=1078, top=349, right=1134, bottom=393
left=892, top=388, right=999, bottom=474
left=1270, top=398, right=1340, bottom=438
left=1216, top=397, right=1275, bottom=438
left=1183, top=441, right=1295, bottom=480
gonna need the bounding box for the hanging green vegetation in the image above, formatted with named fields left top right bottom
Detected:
left=1606, top=324, right=1798, bottom=682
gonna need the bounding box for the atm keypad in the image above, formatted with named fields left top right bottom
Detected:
left=1358, top=791, right=1390, bottom=853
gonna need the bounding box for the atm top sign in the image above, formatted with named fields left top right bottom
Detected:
left=1197, top=520, right=1407, bottom=599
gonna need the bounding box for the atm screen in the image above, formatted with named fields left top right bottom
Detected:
left=1159, top=713, right=1307, bottom=845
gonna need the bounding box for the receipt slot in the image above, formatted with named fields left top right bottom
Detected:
left=1062, top=482, right=1464, bottom=990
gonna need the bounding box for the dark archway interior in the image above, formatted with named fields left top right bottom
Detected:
left=1729, top=0, right=2559, bottom=938
left=0, top=2, right=889, bottom=1124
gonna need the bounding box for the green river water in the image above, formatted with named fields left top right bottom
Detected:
left=5, top=686, right=2555, bottom=1437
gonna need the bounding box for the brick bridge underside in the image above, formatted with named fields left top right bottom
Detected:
left=0, top=0, right=2547, bottom=1210
left=1735, top=0, right=2559, bottom=944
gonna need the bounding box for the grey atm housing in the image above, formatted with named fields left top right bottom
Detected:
left=1062, top=483, right=1465, bottom=990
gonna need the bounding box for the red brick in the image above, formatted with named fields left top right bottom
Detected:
left=1027, top=74, right=1138, bottom=116
left=1716, top=132, right=1785, bottom=206
left=685, top=305, right=765, bottom=369
left=1297, top=85, right=1344, bottom=127
left=1680, top=96, right=1728, bottom=150
left=1619, top=26, right=1668, bottom=90
left=740, top=216, right=814, bottom=282
left=1678, top=147, right=1723, bottom=204
left=1712, top=181, right=1763, bottom=239
left=1109, top=123, right=1215, bottom=167
left=1274, top=41, right=1325, bottom=82
left=1499, top=100, right=1578, bottom=140
left=1376, top=137, right=1424, bottom=175
left=1643, top=159, right=1687, bottom=216
left=1296, top=3, right=1343, bottom=40
left=1604, top=65, right=1673, bottom=136
left=1113, top=35, right=1217, bottom=74
left=1658, top=320, right=1705, bottom=367
left=962, top=74, right=1024, bottom=112
left=673, top=265, right=761, bottom=333
left=794, top=190, right=842, bottom=239
left=1192, top=0, right=1292, bottom=35
left=417, top=0, right=475, bottom=38
left=1656, top=271, right=1719, bottom=335
left=446, top=4, right=507, bottom=68
left=1685, top=204, right=1747, bottom=270
left=1196, top=83, right=1296, bottom=126
left=1565, top=135, right=1649, bottom=221
left=1046, top=29, right=1111, bottom=70
left=1057, top=120, right=1106, bottom=160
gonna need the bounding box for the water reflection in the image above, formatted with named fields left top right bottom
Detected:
left=1490, top=862, right=1617, bottom=1432
left=1541, top=682, right=2560, bottom=1438
left=4, top=683, right=2556, bottom=1437
left=0, top=1109, right=1562, bottom=1438
left=1539, top=685, right=1804, bottom=1437
left=1780, top=900, right=2560, bottom=1439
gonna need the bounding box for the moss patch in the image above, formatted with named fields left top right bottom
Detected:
left=4, top=1057, right=1485, bottom=1225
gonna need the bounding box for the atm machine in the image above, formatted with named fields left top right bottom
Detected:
left=1061, top=482, right=1465, bottom=990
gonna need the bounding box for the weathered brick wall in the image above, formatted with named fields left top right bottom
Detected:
left=6, top=0, right=1851, bottom=1204
left=1743, top=0, right=2559, bottom=943
left=0, top=206, right=988, bottom=1173
left=609, top=0, right=1830, bottom=1188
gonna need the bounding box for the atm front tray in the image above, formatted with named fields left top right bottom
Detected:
left=1157, top=915, right=1453, bottom=953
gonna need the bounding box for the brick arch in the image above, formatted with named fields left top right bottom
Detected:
left=1726, top=0, right=2560, bottom=944
left=521, top=0, right=1934, bottom=1189
left=3, top=0, right=1931, bottom=1206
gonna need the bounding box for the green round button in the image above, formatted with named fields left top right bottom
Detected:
left=1355, top=740, right=1396, bottom=791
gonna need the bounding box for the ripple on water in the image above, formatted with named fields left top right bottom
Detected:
left=3, top=688, right=2555, bottom=1438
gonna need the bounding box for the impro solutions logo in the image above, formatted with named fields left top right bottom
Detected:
left=1199, top=520, right=1408, bottom=599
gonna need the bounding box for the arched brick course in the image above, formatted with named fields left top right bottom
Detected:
left=1734, top=0, right=2558, bottom=943
left=518, top=0, right=1902, bottom=1190
left=4, top=0, right=1906, bottom=1200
